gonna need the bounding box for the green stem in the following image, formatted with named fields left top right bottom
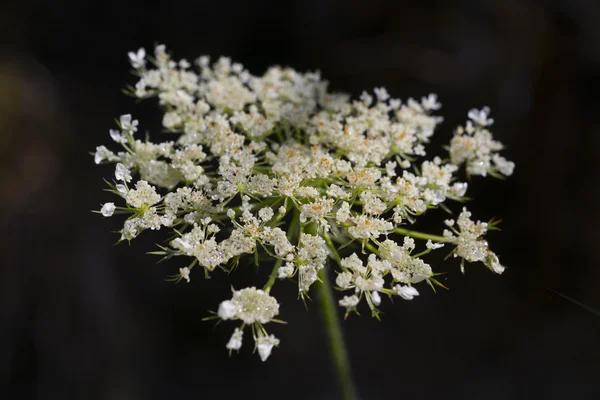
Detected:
left=322, top=231, right=342, bottom=264
left=393, top=227, right=448, bottom=242
left=263, top=258, right=283, bottom=293
left=263, top=204, right=298, bottom=293
left=316, top=267, right=359, bottom=400
left=364, top=241, right=380, bottom=256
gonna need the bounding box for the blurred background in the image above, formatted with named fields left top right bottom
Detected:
left=1, top=0, right=599, bottom=399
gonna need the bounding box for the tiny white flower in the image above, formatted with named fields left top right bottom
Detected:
left=218, top=300, right=237, bottom=320
left=399, top=159, right=411, bottom=169
left=179, top=267, right=191, bottom=283
left=467, top=106, right=494, bottom=126
left=109, top=129, right=124, bottom=143
left=389, top=98, right=401, bottom=109
left=385, top=161, right=397, bottom=177
left=339, top=295, right=360, bottom=310
left=371, top=291, right=381, bottom=306
left=218, top=287, right=279, bottom=324
left=115, top=184, right=127, bottom=194
left=207, top=224, right=220, bottom=234
left=486, top=252, right=505, bottom=275
left=94, top=146, right=114, bottom=164
left=115, top=163, right=132, bottom=182
left=197, top=55, right=210, bottom=67
left=374, top=87, right=390, bottom=102
left=394, top=285, right=419, bottom=300
left=100, top=202, right=116, bottom=217
left=179, top=59, right=191, bottom=69
left=258, top=207, right=274, bottom=222
left=226, top=328, right=243, bottom=351
left=278, top=206, right=286, bottom=214
left=335, top=271, right=353, bottom=290
left=426, top=240, right=445, bottom=250
left=227, top=209, right=235, bottom=219
left=451, top=182, right=468, bottom=198
left=277, top=263, right=295, bottom=279
left=119, top=114, right=139, bottom=133
left=232, top=62, right=243, bottom=73
left=128, top=48, right=146, bottom=69
left=359, top=91, right=373, bottom=106
left=256, top=334, right=280, bottom=362
left=173, top=238, right=192, bottom=251
left=421, top=93, right=441, bottom=110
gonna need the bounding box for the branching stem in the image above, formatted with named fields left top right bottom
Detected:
left=393, top=227, right=448, bottom=242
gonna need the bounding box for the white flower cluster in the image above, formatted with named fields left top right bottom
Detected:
left=218, top=287, right=281, bottom=361
left=443, top=208, right=506, bottom=274
left=449, top=107, right=515, bottom=177
left=94, top=46, right=514, bottom=361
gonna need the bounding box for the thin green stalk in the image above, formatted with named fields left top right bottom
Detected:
left=263, top=258, right=283, bottom=293
left=263, top=206, right=298, bottom=293
left=322, top=231, right=342, bottom=264
left=393, top=227, right=448, bottom=242
left=364, top=242, right=380, bottom=256
left=316, top=267, right=359, bottom=400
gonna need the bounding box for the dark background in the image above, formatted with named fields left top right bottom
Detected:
left=1, top=0, right=599, bottom=399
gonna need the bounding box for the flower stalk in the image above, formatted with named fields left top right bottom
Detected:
left=317, top=266, right=359, bottom=400
left=393, top=227, right=448, bottom=243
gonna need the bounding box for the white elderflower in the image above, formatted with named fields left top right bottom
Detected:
left=256, top=334, right=280, bottom=362
left=226, top=328, right=244, bottom=351
left=100, top=202, right=116, bottom=217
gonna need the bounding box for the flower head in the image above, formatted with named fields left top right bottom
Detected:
left=93, top=45, right=514, bottom=360
left=218, top=287, right=279, bottom=325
